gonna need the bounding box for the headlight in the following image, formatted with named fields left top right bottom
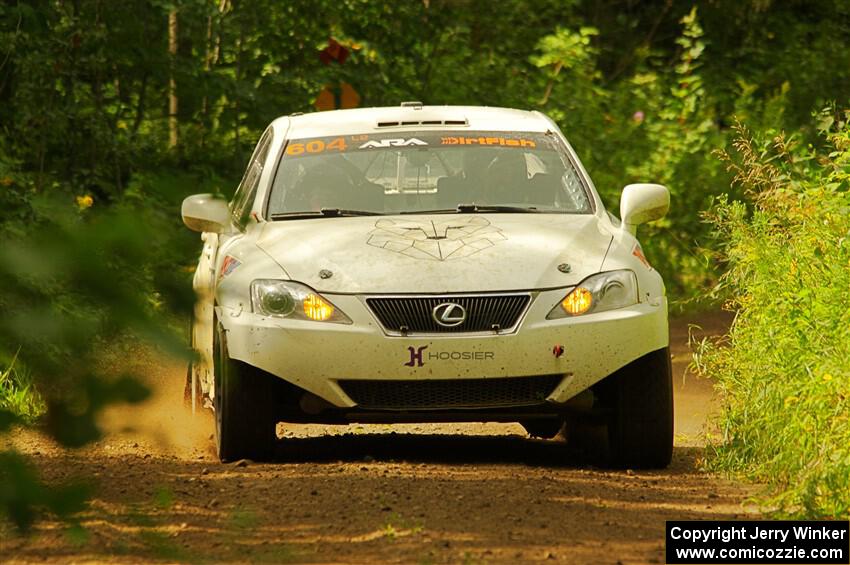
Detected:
left=547, top=270, right=638, bottom=319
left=250, top=280, right=351, bottom=323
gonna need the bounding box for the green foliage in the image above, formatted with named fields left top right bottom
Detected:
left=528, top=3, right=849, bottom=308
left=0, top=186, right=199, bottom=528
left=0, top=196, right=193, bottom=531
left=0, top=352, right=45, bottom=424
left=531, top=26, right=600, bottom=90
left=621, top=8, right=727, bottom=303
left=695, top=115, right=850, bottom=518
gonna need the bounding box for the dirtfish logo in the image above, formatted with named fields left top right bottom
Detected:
left=359, top=138, right=428, bottom=149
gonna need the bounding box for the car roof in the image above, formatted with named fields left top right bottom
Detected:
left=272, top=105, right=554, bottom=139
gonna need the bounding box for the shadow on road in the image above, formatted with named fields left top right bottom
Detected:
left=265, top=430, right=698, bottom=472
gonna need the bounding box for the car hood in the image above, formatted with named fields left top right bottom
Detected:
left=256, top=214, right=613, bottom=294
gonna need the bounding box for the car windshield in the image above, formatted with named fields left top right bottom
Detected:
left=267, top=131, right=593, bottom=217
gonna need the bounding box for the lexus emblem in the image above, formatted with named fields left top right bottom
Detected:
left=432, top=302, right=467, bottom=327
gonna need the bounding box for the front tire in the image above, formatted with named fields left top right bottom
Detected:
left=599, top=347, right=673, bottom=469
left=213, top=322, right=278, bottom=462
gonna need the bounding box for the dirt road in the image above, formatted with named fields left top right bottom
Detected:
left=1, top=312, right=757, bottom=564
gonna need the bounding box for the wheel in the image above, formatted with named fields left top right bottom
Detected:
left=184, top=318, right=196, bottom=410
left=598, top=347, right=673, bottom=469
left=521, top=419, right=563, bottom=439
left=213, top=321, right=278, bottom=462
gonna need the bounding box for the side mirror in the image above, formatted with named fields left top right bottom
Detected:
left=619, top=183, right=670, bottom=235
left=181, top=194, right=230, bottom=233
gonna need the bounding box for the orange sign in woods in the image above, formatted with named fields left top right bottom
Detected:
left=315, top=38, right=360, bottom=111
left=315, top=82, right=360, bottom=111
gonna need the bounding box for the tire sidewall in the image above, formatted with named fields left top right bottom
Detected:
left=213, top=321, right=228, bottom=459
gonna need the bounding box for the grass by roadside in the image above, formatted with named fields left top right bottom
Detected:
left=694, top=115, right=850, bottom=518
left=0, top=354, right=45, bottom=424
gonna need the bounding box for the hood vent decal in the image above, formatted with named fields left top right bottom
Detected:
left=366, top=216, right=506, bottom=261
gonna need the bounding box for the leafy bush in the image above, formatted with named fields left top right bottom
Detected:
left=695, top=114, right=850, bottom=518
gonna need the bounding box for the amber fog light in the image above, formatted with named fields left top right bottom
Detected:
left=560, top=287, right=593, bottom=316
left=303, top=293, right=335, bottom=321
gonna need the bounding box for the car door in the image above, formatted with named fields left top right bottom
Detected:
left=191, top=128, right=274, bottom=404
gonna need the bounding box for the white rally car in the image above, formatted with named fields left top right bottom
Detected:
left=182, top=104, right=673, bottom=467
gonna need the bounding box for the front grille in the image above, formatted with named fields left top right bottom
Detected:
left=366, top=294, right=531, bottom=334
left=338, top=375, right=563, bottom=410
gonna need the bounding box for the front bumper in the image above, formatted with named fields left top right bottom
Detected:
left=218, top=288, right=668, bottom=409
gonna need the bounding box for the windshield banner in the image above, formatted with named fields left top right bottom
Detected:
left=283, top=131, right=560, bottom=158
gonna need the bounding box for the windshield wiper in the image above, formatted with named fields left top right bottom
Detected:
left=274, top=205, right=550, bottom=220
left=455, top=203, right=541, bottom=213
left=398, top=204, right=542, bottom=215
left=270, top=208, right=385, bottom=220
left=398, top=208, right=458, bottom=215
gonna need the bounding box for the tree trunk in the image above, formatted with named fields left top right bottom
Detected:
left=234, top=15, right=245, bottom=152
left=201, top=8, right=213, bottom=148
left=168, top=9, right=179, bottom=149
